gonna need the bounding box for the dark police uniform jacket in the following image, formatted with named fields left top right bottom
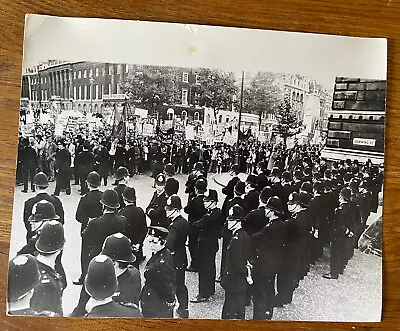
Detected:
left=75, top=189, right=103, bottom=231
left=244, top=189, right=260, bottom=214
left=113, top=266, right=141, bottom=306
left=165, top=177, right=179, bottom=197
left=193, top=208, right=224, bottom=255
left=166, top=215, right=190, bottom=269
left=256, top=173, right=270, bottom=192
left=184, top=194, right=207, bottom=230
left=333, top=202, right=353, bottom=240
left=185, top=173, right=206, bottom=200
left=119, top=204, right=147, bottom=247
left=86, top=300, right=142, bottom=318
left=146, top=191, right=170, bottom=228
left=114, top=183, right=127, bottom=211
left=30, top=261, right=64, bottom=317
left=82, top=212, right=126, bottom=258
left=141, top=247, right=176, bottom=318
left=23, top=192, right=64, bottom=241
left=221, top=228, right=251, bottom=293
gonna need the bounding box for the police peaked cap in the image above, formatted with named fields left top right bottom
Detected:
left=165, top=195, right=182, bottom=210
left=85, top=255, right=118, bottom=300
left=86, top=171, right=101, bottom=187
left=33, top=172, right=49, bottom=187
left=35, top=220, right=65, bottom=254
left=147, top=226, right=169, bottom=241
left=164, top=163, right=175, bottom=176
left=123, top=186, right=136, bottom=203
left=260, top=186, right=274, bottom=204
left=101, top=189, right=120, bottom=209
left=115, top=166, right=129, bottom=180
left=102, top=233, right=136, bottom=263
left=234, top=181, right=246, bottom=195
left=204, top=189, right=218, bottom=202
left=227, top=204, right=245, bottom=221
left=8, top=254, right=41, bottom=302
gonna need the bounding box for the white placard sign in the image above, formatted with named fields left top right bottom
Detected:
left=353, top=138, right=376, bottom=147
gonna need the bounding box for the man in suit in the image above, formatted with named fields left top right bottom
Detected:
left=23, top=172, right=64, bottom=243
left=84, top=255, right=142, bottom=318
left=146, top=174, right=169, bottom=228
left=54, top=139, right=71, bottom=196
left=184, top=178, right=208, bottom=272
left=164, top=163, right=179, bottom=197
left=113, top=166, right=130, bottom=211
left=221, top=204, right=252, bottom=320
left=165, top=195, right=190, bottom=318
left=73, top=171, right=103, bottom=285
left=244, top=174, right=260, bottom=214
left=141, top=226, right=176, bottom=318
left=185, top=161, right=205, bottom=201
left=20, top=137, right=38, bottom=193
left=221, top=164, right=240, bottom=216
left=76, top=140, right=94, bottom=195
left=119, top=186, right=147, bottom=266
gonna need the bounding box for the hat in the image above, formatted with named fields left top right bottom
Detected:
left=101, top=233, right=136, bottom=263
left=343, top=172, right=353, bottom=183
left=33, top=172, right=49, bottom=187
left=246, top=174, right=257, bottom=187
left=35, top=220, right=65, bottom=254
left=8, top=254, right=41, bottom=302
left=265, top=196, right=284, bottom=215
left=260, top=186, right=274, bottom=204
left=31, top=200, right=59, bottom=222
left=230, top=164, right=240, bottom=174
left=293, top=170, right=303, bottom=180
left=164, top=163, right=175, bottom=176
left=282, top=171, right=292, bottom=182
left=147, top=226, right=169, bottom=241
left=227, top=204, right=245, bottom=221
left=204, top=189, right=218, bottom=202
left=324, top=169, right=332, bottom=179
left=122, top=186, right=136, bottom=203
left=323, top=179, right=333, bottom=191
left=234, top=181, right=245, bottom=195
left=257, top=161, right=266, bottom=171
left=271, top=167, right=282, bottom=178
left=298, top=192, right=311, bottom=208
left=85, top=255, right=118, bottom=300
left=195, top=178, right=207, bottom=193
left=300, top=181, right=313, bottom=195
left=155, top=174, right=166, bottom=186
left=339, top=187, right=352, bottom=201
left=165, top=195, right=182, bottom=211
left=193, top=162, right=204, bottom=171
left=313, top=181, right=324, bottom=193
left=115, top=167, right=129, bottom=180
left=83, top=141, right=91, bottom=150
left=349, top=178, right=360, bottom=190
left=100, top=189, right=120, bottom=209
left=287, top=192, right=300, bottom=205
left=86, top=171, right=101, bottom=188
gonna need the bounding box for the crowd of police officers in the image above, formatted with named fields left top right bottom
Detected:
left=8, top=143, right=384, bottom=319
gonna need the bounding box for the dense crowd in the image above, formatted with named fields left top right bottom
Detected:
left=9, top=127, right=384, bottom=319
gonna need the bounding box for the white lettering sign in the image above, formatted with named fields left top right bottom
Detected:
left=353, top=138, right=376, bottom=147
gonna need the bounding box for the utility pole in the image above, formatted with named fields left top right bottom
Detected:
left=235, top=70, right=245, bottom=164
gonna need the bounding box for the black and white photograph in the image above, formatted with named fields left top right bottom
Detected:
left=7, top=14, right=386, bottom=321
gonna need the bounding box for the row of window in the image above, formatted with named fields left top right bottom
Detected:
left=166, top=110, right=200, bottom=121
left=182, top=72, right=200, bottom=84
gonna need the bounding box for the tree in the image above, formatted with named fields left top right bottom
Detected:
left=121, top=65, right=181, bottom=111
left=196, top=69, right=238, bottom=117
left=243, top=72, right=283, bottom=130
left=275, top=95, right=304, bottom=145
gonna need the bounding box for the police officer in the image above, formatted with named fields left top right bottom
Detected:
left=30, top=220, right=66, bottom=316
left=119, top=186, right=147, bottom=266
left=308, top=181, right=325, bottom=263
left=249, top=196, right=286, bottom=320
left=141, top=226, right=176, bottom=318
left=184, top=178, right=208, bottom=272
left=74, top=171, right=103, bottom=285
left=221, top=164, right=240, bottom=216
left=146, top=174, right=169, bottom=228
left=323, top=187, right=354, bottom=279
left=164, top=195, right=190, bottom=318
left=244, top=174, right=260, bottom=214
left=185, top=161, right=205, bottom=201
left=54, top=139, right=72, bottom=196
left=102, top=233, right=141, bottom=307
left=8, top=254, right=41, bottom=316
left=164, top=163, right=179, bottom=197
left=221, top=204, right=252, bottom=320
left=192, top=189, right=223, bottom=303
left=114, top=166, right=130, bottom=211
left=23, top=172, right=64, bottom=242
left=84, top=255, right=142, bottom=317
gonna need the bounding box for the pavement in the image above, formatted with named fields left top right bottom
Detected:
left=8, top=172, right=382, bottom=321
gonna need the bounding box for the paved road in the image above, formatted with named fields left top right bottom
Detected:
left=9, top=172, right=382, bottom=321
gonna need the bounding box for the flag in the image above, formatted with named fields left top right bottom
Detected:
left=112, top=103, right=126, bottom=139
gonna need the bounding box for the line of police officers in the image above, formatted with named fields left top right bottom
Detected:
left=8, top=152, right=382, bottom=319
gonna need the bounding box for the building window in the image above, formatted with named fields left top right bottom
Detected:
left=206, top=114, right=211, bottom=124
left=182, top=72, right=189, bottom=83
left=95, top=85, right=99, bottom=99
left=194, top=112, right=200, bottom=121
left=99, top=84, right=103, bottom=99
left=95, top=68, right=99, bottom=77
left=226, top=117, right=230, bottom=122
left=44, top=76, right=47, bottom=84
left=117, top=65, right=121, bottom=74
left=78, top=86, right=82, bottom=99
left=89, top=68, right=93, bottom=77
left=195, top=74, right=200, bottom=84
left=74, top=86, right=77, bottom=99
left=41, top=90, right=44, bottom=100
left=108, top=83, right=112, bottom=95
left=108, top=66, right=111, bottom=75
left=84, top=70, right=87, bottom=78
left=219, top=115, right=222, bottom=123
left=74, top=71, right=76, bottom=79
left=181, top=110, right=187, bottom=121
left=85, top=85, right=88, bottom=100
left=78, top=71, right=82, bottom=79
left=125, top=64, right=129, bottom=74
left=182, top=88, right=188, bottom=105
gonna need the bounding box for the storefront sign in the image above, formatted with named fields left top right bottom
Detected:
left=353, top=138, right=376, bottom=147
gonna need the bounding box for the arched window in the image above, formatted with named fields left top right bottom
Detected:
left=167, top=108, right=174, bottom=120
left=296, top=92, right=300, bottom=102
left=83, top=104, right=87, bottom=112
left=94, top=104, right=99, bottom=113
left=194, top=112, right=200, bottom=121
left=292, top=91, right=296, bottom=102
left=78, top=104, right=82, bottom=111
left=300, top=94, right=303, bottom=103
left=181, top=110, right=187, bottom=121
